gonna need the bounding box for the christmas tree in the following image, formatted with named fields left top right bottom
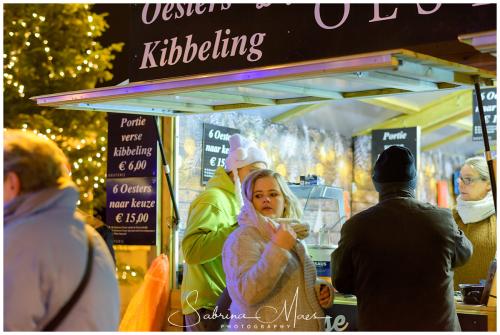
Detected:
left=4, top=4, right=124, bottom=217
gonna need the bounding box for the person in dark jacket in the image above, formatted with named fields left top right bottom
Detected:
left=331, top=146, right=473, bottom=331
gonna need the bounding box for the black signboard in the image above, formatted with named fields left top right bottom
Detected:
left=106, top=113, right=158, bottom=245
left=129, top=3, right=495, bottom=82
left=106, top=177, right=157, bottom=245
left=473, top=87, right=497, bottom=142
left=325, top=303, right=357, bottom=331
left=371, top=127, right=419, bottom=168
left=107, top=114, right=157, bottom=178
left=201, top=123, right=239, bottom=185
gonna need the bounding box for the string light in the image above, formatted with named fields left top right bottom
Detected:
left=4, top=6, right=115, bottom=212
left=115, top=263, right=144, bottom=284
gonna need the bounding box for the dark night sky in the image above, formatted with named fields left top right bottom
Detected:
left=93, top=4, right=131, bottom=87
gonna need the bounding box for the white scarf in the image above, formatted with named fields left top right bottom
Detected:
left=456, top=191, right=496, bottom=224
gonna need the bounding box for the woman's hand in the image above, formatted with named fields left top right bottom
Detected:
left=271, top=223, right=297, bottom=250
left=291, top=223, right=310, bottom=239
left=275, top=218, right=310, bottom=240
left=317, top=284, right=332, bottom=308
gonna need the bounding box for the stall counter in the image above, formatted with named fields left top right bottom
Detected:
left=326, top=293, right=496, bottom=331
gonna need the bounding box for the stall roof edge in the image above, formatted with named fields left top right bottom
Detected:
left=31, top=48, right=495, bottom=107
left=30, top=48, right=496, bottom=156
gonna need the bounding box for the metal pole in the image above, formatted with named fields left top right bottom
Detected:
left=153, top=117, right=180, bottom=232
left=473, top=79, right=496, bottom=212
left=153, top=116, right=181, bottom=288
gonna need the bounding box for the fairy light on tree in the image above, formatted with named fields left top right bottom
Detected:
left=4, top=4, right=123, bottom=217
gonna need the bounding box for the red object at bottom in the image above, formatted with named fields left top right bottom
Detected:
left=437, top=180, right=449, bottom=208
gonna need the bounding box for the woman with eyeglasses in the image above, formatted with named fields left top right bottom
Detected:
left=453, top=156, right=496, bottom=289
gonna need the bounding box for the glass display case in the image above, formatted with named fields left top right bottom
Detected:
left=289, top=184, right=347, bottom=277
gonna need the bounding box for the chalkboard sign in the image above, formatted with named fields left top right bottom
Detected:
left=106, top=177, right=157, bottom=245
left=371, top=127, right=420, bottom=169
left=201, top=123, right=240, bottom=185
left=107, top=114, right=157, bottom=178
left=106, top=113, right=158, bottom=245
left=473, top=87, right=497, bottom=142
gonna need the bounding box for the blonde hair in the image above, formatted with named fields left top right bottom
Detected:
left=464, top=156, right=490, bottom=183
left=4, top=129, right=71, bottom=193
left=242, top=169, right=302, bottom=219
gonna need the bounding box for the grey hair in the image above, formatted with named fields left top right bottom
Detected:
left=242, top=169, right=303, bottom=219
left=4, top=129, right=71, bottom=193
left=464, top=156, right=490, bottom=183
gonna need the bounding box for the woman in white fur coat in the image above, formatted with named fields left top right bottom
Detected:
left=222, top=169, right=333, bottom=331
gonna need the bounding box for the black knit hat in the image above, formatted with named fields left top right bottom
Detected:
left=372, top=146, right=417, bottom=189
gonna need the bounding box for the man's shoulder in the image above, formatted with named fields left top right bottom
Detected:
left=348, top=199, right=452, bottom=221
left=6, top=212, right=83, bottom=241
left=187, top=187, right=239, bottom=227
left=381, top=197, right=453, bottom=215
left=196, top=186, right=233, bottom=203
left=412, top=199, right=453, bottom=217
left=347, top=205, right=379, bottom=222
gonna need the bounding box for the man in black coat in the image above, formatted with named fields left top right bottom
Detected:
left=331, top=146, right=473, bottom=331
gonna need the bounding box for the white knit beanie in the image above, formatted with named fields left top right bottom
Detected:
left=224, top=134, right=269, bottom=206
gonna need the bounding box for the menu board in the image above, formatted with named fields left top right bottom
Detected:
left=371, top=127, right=420, bottom=169
left=106, top=113, right=157, bottom=245
left=473, top=87, right=497, bottom=142
left=201, top=123, right=239, bottom=185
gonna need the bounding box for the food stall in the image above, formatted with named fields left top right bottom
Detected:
left=31, top=4, right=496, bottom=331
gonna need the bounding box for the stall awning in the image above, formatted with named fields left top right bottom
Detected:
left=32, top=49, right=495, bottom=154
left=32, top=49, right=495, bottom=116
